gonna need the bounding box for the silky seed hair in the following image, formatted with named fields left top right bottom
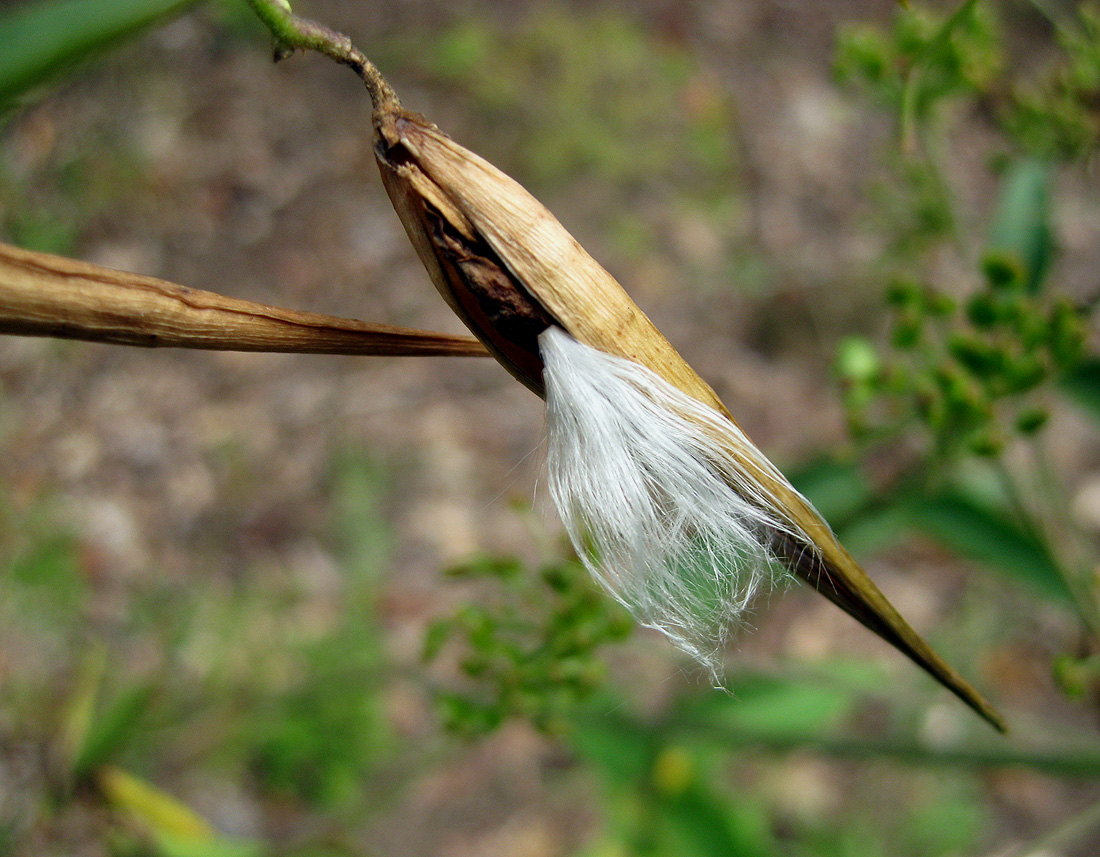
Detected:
left=372, top=99, right=1005, bottom=730
left=540, top=325, right=818, bottom=674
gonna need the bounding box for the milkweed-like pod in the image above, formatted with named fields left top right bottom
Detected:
left=371, top=99, right=1005, bottom=733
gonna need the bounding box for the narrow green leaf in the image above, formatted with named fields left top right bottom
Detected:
left=1061, top=358, right=1100, bottom=422
left=73, top=682, right=156, bottom=778
left=0, top=0, right=202, bottom=111
left=155, top=833, right=266, bottom=857
left=99, top=766, right=214, bottom=840
left=99, top=766, right=266, bottom=857
left=984, top=158, right=1053, bottom=293
left=903, top=489, right=1072, bottom=601
left=790, top=458, right=909, bottom=555
left=789, top=458, right=873, bottom=528
left=677, top=670, right=861, bottom=737
left=58, top=641, right=108, bottom=776
left=569, top=708, right=655, bottom=786
left=836, top=503, right=915, bottom=557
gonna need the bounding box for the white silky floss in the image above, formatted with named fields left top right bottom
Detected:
left=539, top=325, right=813, bottom=675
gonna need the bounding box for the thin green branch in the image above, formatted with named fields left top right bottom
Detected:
left=242, top=0, right=399, bottom=113
left=1030, top=436, right=1100, bottom=637
left=898, top=0, right=980, bottom=157
left=987, top=456, right=1100, bottom=634
left=662, top=716, right=1100, bottom=778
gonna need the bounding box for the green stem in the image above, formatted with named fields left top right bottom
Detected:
left=1029, top=437, right=1100, bottom=638
left=898, top=0, right=979, bottom=159
left=659, top=717, right=1100, bottom=778
left=242, top=0, right=400, bottom=114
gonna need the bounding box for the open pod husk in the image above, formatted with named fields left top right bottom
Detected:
left=371, top=96, right=1006, bottom=733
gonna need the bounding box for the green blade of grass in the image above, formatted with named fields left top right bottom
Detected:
left=0, top=0, right=202, bottom=111
left=1061, top=358, right=1100, bottom=423
left=902, top=488, right=1073, bottom=603
left=675, top=717, right=1100, bottom=777
left=983, top=158, right=1054, bottom=293
left=73, top=682, right=156, bottom=780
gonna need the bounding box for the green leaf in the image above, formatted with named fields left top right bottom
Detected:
left=984, top=158, right=1053, bottom=293
left=73, top=682, right=156, bottom=779
left=679, top=670, right=862, bottom=737
left=99, top=766, right=264, bottom=857
left=1061, top=358, right=1100, bottom=422
left=99, top=765, right=214, bottom=840
left=790, top=459, right=911, bottom=555
left=569, top=707, right=656, bottom=786
left=155, top=834, right=266, bottom=857
left=662, top=781, right=775, bottom=857
left=0, top=0, right=202, bottom=111
left=789, top=458, right=874, bottom=528
left=8, top=533, right=84, bottom=616
left=836, top=503, right=915, bottom=557
left=902, top=488, right=1072, bottom=602
left=58, top=642, right=108, bottom=776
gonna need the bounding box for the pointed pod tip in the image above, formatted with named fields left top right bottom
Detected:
left=953, top=680, right=1007, bottom=733
left=936, top=666, right=1007, bottom=734
left=781, top=534, right=1007, bottom=734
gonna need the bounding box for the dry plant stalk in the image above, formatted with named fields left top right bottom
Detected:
left=0, top=242, right=487, bottom=357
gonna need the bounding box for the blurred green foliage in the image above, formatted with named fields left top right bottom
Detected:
left=831, top=0, right=1100, bottom=694
left=423, top=554, right=633, bottom=736
left=0, top=452, right=399, bottom=853
left=0, top=0, right=172, bottom=256
left=567, top=663, right=1006, bottom=857
left=404, top=9, right=735, bottom=192
left=0, top=132, right=149, bottom=256
left=389, top=8, right=741, bottom=268
left=836, top=0, right=1100, bottom=160
left=838, top=255, right=1085, bottom=460
left=834, top=0, right=1003, bottom=131
left=0, top=0, right=200, bottom=114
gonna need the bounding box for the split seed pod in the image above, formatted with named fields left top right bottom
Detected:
left=371, top=94, right=1006, bottom=732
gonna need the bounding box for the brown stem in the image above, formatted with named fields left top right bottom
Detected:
left=0, top=242, right=487, bottom=357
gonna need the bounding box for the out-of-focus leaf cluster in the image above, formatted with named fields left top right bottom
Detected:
left=834, top=0, right=1002, bottom=125
left=831, top=0, right=1100, bottom=705
left=834, top=2, right=1096, bottom=462
left=838, top=255, right=1086, bottom=459
left=402, top=9, right=735, bottom=193
left=423, top=555, right=633, bottom=737
left=835, top=1, right=1100, bottom=161
left=1006, top=3, right=1100, bottom=159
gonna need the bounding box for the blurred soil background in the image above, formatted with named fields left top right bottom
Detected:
left=2, top=1, right=1100, bottom=855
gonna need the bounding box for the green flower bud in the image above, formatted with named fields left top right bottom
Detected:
left=892, top=311, right=924, bottom=348
left=981, top=250, right=1026, bottom=290
left=969, top=430, right=1004, bottom=457
left=1016, top=407, right=1049, bottom=435
left=948, top=333, right=997, bottom=377
left=837, top=336, right=882, bottom=384
left=1050, top=300, right=1086, bottom=367
left=1004, top=357, right=1047, bottom=393
left=966, top=293, right=1000, bottom=328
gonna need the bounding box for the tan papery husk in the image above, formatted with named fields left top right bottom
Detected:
left=372, top=103, right=1006, bottom=733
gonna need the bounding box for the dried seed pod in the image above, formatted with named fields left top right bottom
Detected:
left=372, top=98, right=1005, bottom=732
